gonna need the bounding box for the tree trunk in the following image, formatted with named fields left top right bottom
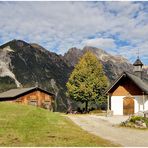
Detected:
left=85, top=101, right=88, bottom=112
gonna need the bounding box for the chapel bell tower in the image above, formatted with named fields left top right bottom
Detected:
left=133, top=57, right=143, bottom=79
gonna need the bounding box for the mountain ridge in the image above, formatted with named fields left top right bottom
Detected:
left=0, top=39, right=146, bottom=111
left=0, top=39, right=72, bottom=111
left=64, top=46, right=133, bottom=82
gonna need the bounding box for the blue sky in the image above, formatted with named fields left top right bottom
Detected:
left=0, top=1, right=148, bottom=65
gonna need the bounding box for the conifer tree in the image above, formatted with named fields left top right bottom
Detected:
left=66, top=51, right=108, bottom=112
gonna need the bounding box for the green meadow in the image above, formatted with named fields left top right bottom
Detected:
left=0, top=102, right=118, bottom=146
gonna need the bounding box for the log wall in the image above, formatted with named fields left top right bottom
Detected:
left=15, top=90, right=54, bottom=110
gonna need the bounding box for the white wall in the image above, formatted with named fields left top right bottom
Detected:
left=111, top=95, right=148, bottom=115
left=134, top=96, right=139, bottom=113
left=111, top=96, right=125, bottom=115
left=144, top=95, right=148, bottom=111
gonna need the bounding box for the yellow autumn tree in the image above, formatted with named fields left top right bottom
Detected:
left=66, top=51, right=108, bottom=112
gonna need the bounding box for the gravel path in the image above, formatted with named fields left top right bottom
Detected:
left=67, top=115, right=148, bottom=147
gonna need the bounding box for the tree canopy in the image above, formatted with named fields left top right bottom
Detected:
left=66, top=51, right=108, bottom=111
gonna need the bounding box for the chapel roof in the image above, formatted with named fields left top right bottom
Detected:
left=106, top=71, right=148, bottom=95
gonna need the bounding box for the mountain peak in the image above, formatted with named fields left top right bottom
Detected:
left=82, top=46, right=130, bottom=63
left=30, top=43, right=49, bottom=54
left=0, top=39, right=31, bottom=51
left=64, top=46, right=133, bottom=81
left=83, top=46, right=110, bottom=61
left=65, top=47, right=81, bottom=54
left=12, top=39, right=30, bottom=46
left=64, top=47, right=83, bottom=67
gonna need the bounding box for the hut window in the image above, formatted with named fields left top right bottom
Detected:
left=43, top=100, right=50, bottom=109
left=15, top=100, right=22, bottom=104
left=28, top=100, right=38, bottom=106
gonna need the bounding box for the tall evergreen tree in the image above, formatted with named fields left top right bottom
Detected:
left=66, top=51, right=108, bottom=112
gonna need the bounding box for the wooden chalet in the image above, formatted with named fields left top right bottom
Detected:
left=106, top=57, right=148, bottom=115
left=0, top=87, right=54, bottom=111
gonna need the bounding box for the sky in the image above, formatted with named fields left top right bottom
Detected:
left=0, top=1, right=148, bottom=65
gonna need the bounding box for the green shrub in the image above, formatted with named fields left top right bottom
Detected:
left=130, top=116, right=148, bottom=127
left=143, top=118, right=148, bottom=127
left=130, top=116, right=143, bottom=123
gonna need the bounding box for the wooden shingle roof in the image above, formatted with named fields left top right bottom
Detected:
left=0, top=87, right=54, bottom=100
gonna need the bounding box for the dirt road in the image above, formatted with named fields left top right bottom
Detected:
left=67, top=115, right=148, bottom=147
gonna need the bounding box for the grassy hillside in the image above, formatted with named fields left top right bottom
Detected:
left=0, top=102, right=118, bottom=146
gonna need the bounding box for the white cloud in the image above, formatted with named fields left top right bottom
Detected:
left=0, top=1, right=147, bottom=64
left=82, top=38, right=116, bottom=50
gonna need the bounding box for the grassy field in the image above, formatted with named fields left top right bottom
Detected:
left=0, top=102, right=118, bottom=146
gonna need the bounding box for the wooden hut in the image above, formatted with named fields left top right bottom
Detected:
left=0, top=87, right=54, bottom=111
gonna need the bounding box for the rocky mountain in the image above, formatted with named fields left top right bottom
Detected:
left=64, top=46, right=133, bottom=82
left=0, top=39, right=145, bottom=112
left=0, top=39, right=72, bottom=111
